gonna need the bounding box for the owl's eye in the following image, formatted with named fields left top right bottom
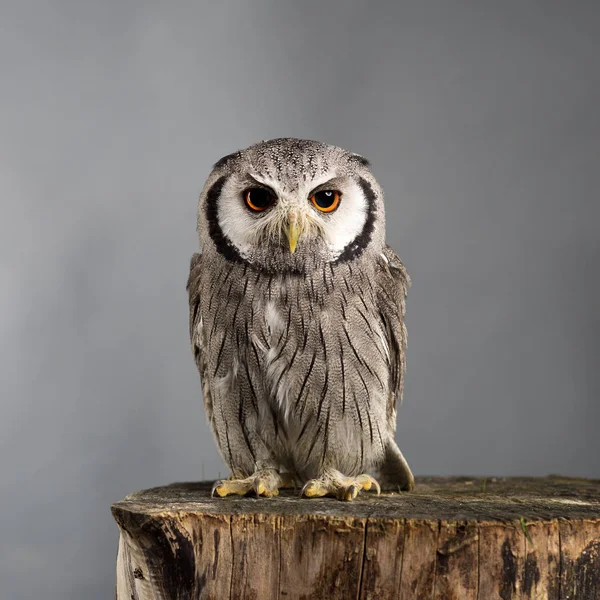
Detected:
left=244, top=188, right=276, bottom=212
left=310, top=190, right=341, bottom=213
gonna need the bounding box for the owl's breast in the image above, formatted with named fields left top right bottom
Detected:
left=251, top=273, right=391, bottom=434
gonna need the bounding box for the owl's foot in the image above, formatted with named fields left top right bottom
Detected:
left=301, top=472, right=381, bottom=502
left=211, top=469, right=294, bottom=498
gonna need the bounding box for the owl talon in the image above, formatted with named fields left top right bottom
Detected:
left=301, top=472, right=382, bottom=502
left=301, top=480, right=329, bottom=498
left=356, top=474, right=381, bottom=495
left=253, top=481, right=278, bottom=498
left=211, top=478, right=252, bottom=497
left=212, top=470, right=290, bottom=498
left=341, top=484, right=360, bottom=501
left=211, top=480, right=235, bottom=497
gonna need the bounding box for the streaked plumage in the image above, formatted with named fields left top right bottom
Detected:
left=187, top=138, right=414, bottom=500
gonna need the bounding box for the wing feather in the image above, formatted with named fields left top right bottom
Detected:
left=376, top=245, right=411, bottom=420
left=186, top=252, right=214, bottom=421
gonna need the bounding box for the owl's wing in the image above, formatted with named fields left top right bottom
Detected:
left=377, top=245, right=411, bottom=418
left=187, top=252, right=214, bottom=420
left=187, top=252, right=203, bottom=349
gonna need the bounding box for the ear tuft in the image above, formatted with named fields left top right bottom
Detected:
left=213, top=151, right=241, bottom=170
left=349, top=153, right=371, bottom=168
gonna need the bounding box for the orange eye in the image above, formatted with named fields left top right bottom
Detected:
left=310, top=190, right=341, bottom=213
left=244, top=188, right=276, bottom=212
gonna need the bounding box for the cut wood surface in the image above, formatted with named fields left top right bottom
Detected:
left=112, top=476, right=600, bottom=600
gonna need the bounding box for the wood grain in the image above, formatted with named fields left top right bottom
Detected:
left=359, top=517, right=405, bottom=600
left=112, top=476, right=600, bottom=599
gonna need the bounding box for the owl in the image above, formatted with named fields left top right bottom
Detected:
left=187, top=138, right=414, bottom=501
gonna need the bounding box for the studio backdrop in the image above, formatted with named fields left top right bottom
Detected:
left=1, top=2, right=599, bottom=599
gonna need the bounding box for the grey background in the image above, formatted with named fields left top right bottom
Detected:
left=2, top=1, right=599, bottom=598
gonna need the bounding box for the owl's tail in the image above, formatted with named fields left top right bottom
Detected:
left=377, top=439, right=415, bottom=492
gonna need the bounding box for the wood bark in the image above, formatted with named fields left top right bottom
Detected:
left=112, top=476, right=600, bottom=599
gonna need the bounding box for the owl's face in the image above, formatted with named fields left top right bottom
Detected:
left=197, top=138, right=386, bottom=273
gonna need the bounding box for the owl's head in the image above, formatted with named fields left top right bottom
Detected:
left=197, top=138, right=386, bottom=273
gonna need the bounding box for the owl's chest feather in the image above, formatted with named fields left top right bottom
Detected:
left=250, top=283, right=388, bottom=428
left=202, top=262, right=389, bottom=429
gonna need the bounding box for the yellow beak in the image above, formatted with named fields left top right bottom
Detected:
left=288, top=215, right=301, bottom=253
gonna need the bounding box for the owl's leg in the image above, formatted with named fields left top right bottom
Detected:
left=301, top=468, right=381, bottom=502
left=210, top=383, right=296, bottom=497
left=212, top=469, right=295, bottom=498
left=377, top=439, right=415, bottom=492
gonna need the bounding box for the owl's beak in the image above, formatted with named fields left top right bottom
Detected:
left=287, top=213, right=302, bottom=253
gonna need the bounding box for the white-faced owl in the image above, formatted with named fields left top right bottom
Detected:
left=187, top=138, right=414, bottom=501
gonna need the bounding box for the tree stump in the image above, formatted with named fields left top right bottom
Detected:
left=111, top=476, right=600, bottom=599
